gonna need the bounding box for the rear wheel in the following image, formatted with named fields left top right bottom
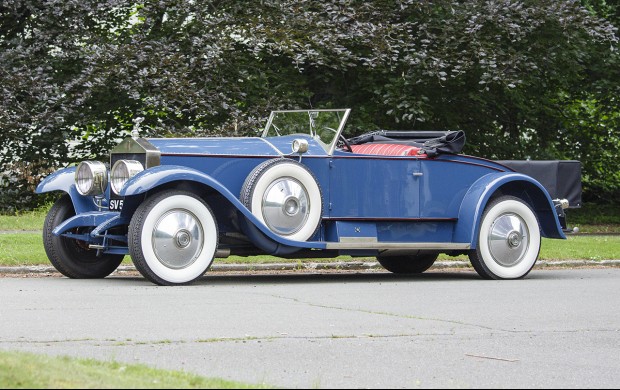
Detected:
left=377, top=253, right=439, bottom=274
left=129, top=190, right=219, bottom=286
left=469, top=196, right=541, bottom=280
left=43, top=195, right=123, bottom=279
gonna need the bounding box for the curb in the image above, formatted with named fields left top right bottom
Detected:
left=1, top=260, right=620, bottom=275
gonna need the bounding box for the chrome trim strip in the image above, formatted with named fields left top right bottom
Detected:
left=322, top=217, right=458, bottom=222
left=325, top=242, right=471, bottom=250
left=160, top=153, right=278, bottom=158
left=338, top=237, right=379, bottom=244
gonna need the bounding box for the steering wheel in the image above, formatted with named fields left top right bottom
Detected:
left=338, top=134, right=353, bottom=153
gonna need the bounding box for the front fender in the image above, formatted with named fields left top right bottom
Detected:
left=35, top=167, right=98, bottom=214
left=454, top=172, right=566, bottom=248
left=120, top=165, right=325, bottom=251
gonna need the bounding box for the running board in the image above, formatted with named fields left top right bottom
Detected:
left=325, top=242, right=471, bottom=251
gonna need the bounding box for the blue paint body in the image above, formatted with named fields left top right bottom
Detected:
left=36, top=115, right=566, bottom=258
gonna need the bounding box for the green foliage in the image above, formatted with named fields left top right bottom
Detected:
left=1, top=0, right=619, bottom=209
left=557, top=98, right=620, bottom=203
left=569, top=203, right=620, bottom=225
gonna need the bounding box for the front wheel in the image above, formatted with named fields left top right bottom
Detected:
left=377, top=253, right=439, bottom=274
left=128, top=190, right=219, bottom=286
left=469, top=196, right=541, bottom=280
left=43, top=195, right=123, bottom=279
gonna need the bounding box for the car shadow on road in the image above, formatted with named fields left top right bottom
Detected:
left=200, top=271, right=486, bottom=285
left=106, top=267, right=564, bottom=286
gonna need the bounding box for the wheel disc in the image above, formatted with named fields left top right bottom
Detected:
left=262, top=177, right=310, bottom=236
left=152, top=209, right=204, bottom=269
left=487, top=213, right=530, bottom=267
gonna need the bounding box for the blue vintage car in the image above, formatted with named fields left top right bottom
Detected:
left=36, top=109, right=574, bottom=285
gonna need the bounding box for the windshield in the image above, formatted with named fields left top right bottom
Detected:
left=262, top=109, right=351, bottom=153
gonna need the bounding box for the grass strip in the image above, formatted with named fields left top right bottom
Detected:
left=1, top=233, right=618, bottom=267
left=0, top=234, right=47, bottom=266
left=440, top=235, right=620, bottom=261
left=0, top=207, right=48, bottom=231
left=3, top=202, right=620, bottom=233
left=0, top=350, right=271, bottom=389
left=539, top=235, right=620, bottom=261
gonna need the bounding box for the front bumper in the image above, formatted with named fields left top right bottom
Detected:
left=53, top=211, right=130, bottom=255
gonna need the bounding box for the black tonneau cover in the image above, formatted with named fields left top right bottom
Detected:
left=497, top=160, right=582, bottom=208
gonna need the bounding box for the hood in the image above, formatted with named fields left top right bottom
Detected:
left=147, top=137, right=280, bottom=157
left=146, top=135, right=328, bottom=157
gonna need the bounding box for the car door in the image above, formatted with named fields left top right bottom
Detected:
left=418, top=157, right=502, bottom=219
left=328, top=155, right=422, bottom=219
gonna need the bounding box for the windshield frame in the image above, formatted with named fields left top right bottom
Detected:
left=261, top=109, right=351, bottom=155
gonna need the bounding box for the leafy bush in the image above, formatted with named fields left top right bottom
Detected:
left=1, top=0, right=618, bottom=210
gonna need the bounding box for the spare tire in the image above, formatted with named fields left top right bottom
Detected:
left=240, top=159, right=323, bottom=242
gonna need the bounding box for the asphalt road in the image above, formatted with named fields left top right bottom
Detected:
left=1, top=268, right=619, bottom=388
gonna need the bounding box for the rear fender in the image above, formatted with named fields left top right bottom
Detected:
left=35, top=167, right=99, bottom=214
left=454, top=172, right=566, bottom=248
left=120, top=165, right=325, bottom=252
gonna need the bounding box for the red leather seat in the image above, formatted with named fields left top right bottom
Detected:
left=350, top=143, right=425, bottom=157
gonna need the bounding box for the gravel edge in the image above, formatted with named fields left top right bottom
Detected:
left=2, top=260, right=619, bottom=275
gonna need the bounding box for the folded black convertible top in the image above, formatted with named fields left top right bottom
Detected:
left=348, top=130, right=466, bottom=157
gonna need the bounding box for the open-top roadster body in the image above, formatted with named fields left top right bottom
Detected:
left=37, top=109, right=574, bottom=285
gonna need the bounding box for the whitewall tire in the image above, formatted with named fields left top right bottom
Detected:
left=469, top=196, right=541, bottom=280
left=240, top=159, right=323, bottom=242
left=129, top=190, right=218, bottom=286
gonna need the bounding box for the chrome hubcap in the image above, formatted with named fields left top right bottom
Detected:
left=488, top=213, right=530, bottom=267
left=152, top=209, right=204, bottom=269
left=175, top=229, right=192, bottom=248
left=262, top=177, right=310, bottom=235
left=284, top=196, right=300, bottom=216
left=507, top=231, right=522, bottom=248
